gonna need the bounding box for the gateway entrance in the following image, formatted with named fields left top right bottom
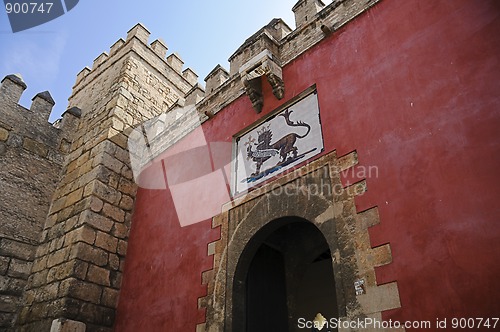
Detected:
left=233, top=218, right=338, bottom=332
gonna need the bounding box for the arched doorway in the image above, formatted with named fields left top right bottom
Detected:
left=199, top=152, right=401, bottom=332
left=233, top=217, right=338, bottom=332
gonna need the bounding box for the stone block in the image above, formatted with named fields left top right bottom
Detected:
left=109, top=132, right=128, bottom=150
left=63, top=216, right=80, bottom=234
left=113, top=145, right=129, bottom=164
left=78, top=160, right=93, bottom=176
left=50, top=196, right=67, bottom=214
left=23, top=137, right=49, bottom=158
left=101, top=287, right=119, bottom=308
left=6, top=132, right=22, bottom=148
left=79, top=210, right=114, bottom=233
left=65, top=188, right=84, bottom=207
left=93, top=152, right=124, bottom=175
left=92, top=53, right=109, bottom=70
left=119, top=195, right=134, bottom=211
left=109, top=271, right=122, bottom=289
left=336, top=150, right=358, bottom=172
left=0, top=274, right=25, bottom=296
left=59, top=278, right=102, bottom=303
left=95, top=232, right=118, bottom=253
left=90, top=140, right=117, bottom=159
left=31, top=270, right=48, bottom=288
left=117, top=240, right=128, bottom=256
left=47, top=249, right=69, bottom=268
left=345, top=179, right=367, bottom=197
left=70, top=242, right=108, bottom=267
left=111, top=223, right=129, bottom=240
left=73, top=260, right=89, bottom=280
left=90, top=196, right=104, bottom=213
left=108, top=254, right=120, bottom=271
left=356, top=207, right=380, bottom=229
left=0, top=256, right=9, bottom=275
left=124, top=212, right=133, bottom=227
left=107, top=171, right=120, bottom=189
left=86, top=264, right=110, bottom=286
left=0, top=294, right=18, bottom=313
left=102, top=203, right=125, bottom=223
left=0, top=127, right=9, bottom=141
left=111, top=118, right=124, bottom=132
left=207, top=242, right=216, bottom=256
left=7, top=258, right=32, bottom=279
left=47, top=261, right=75, bottom=282
left=31, top=256, right=47, bottom=273
left=79, top=302, right=115, bottom=326
left=370, top=244, right=392, bottom=267
left=65, top=226, right=96, bottom=247
left=357, top=282, right=401, bottom=314
left=50, top=318, right=86, bottom=332
left=118, top=178, right=136, bottom=196
left=84, top=180, right=120, bottom=205
left=167, top=53, right=184, bottom=72
left=0, top=73, right=26, bottom=103
left=121, top=166, right=134, bottom=180
left=38, top=282, right=60, bottom=302
left=28, top=301, right=49, bottom=320
left=0, top=238, right=35, bottom=261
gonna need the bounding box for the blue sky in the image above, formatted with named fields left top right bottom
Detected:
left=0, top=0, right=303, bottom=122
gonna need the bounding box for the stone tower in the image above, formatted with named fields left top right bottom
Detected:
left=0, top=74, right=79, bottom=330
left=14, top=23, right=202, bottom=331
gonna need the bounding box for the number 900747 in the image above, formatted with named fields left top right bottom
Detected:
left=5, top=2, right=53, bottom=14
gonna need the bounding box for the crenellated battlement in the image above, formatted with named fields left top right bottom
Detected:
left=70, top=0, right=380, bottom=122
left=0, top=74, right=80, bottom=136
left=71, top=22, right=200, bottom=107
left=0, top=74, right=81, bottom=163
left=199, top=0, right=380, bottom=114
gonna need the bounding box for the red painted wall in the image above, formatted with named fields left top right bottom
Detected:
left=115, top=0, right=500, bottom=330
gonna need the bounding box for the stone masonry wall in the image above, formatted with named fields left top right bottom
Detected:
left=16, top=24, right=199, bottom=331
left=0, top=75, right=80, bottom=330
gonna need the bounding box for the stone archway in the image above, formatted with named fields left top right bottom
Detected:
left=198, top=151, right=402, bottom=332
left=233, top=217, right=339, bottom=332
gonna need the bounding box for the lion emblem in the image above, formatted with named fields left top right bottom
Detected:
left=246, top=109, right=311, bottom=176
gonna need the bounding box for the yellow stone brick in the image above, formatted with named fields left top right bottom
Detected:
left=65, top=188, right=84, bottom=207
left=23, top=137, right=48, bottom=157
left=0, top=127, right=9, bottom=141
left=95, top=231, right=118, bottom=253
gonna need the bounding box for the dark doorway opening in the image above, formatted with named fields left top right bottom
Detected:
left=246, top=244, right=288, bottom=331
left=233, top=217, right=338, bottom=332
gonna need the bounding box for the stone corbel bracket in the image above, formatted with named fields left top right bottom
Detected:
left=239, top=50, right=284, bottom=113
